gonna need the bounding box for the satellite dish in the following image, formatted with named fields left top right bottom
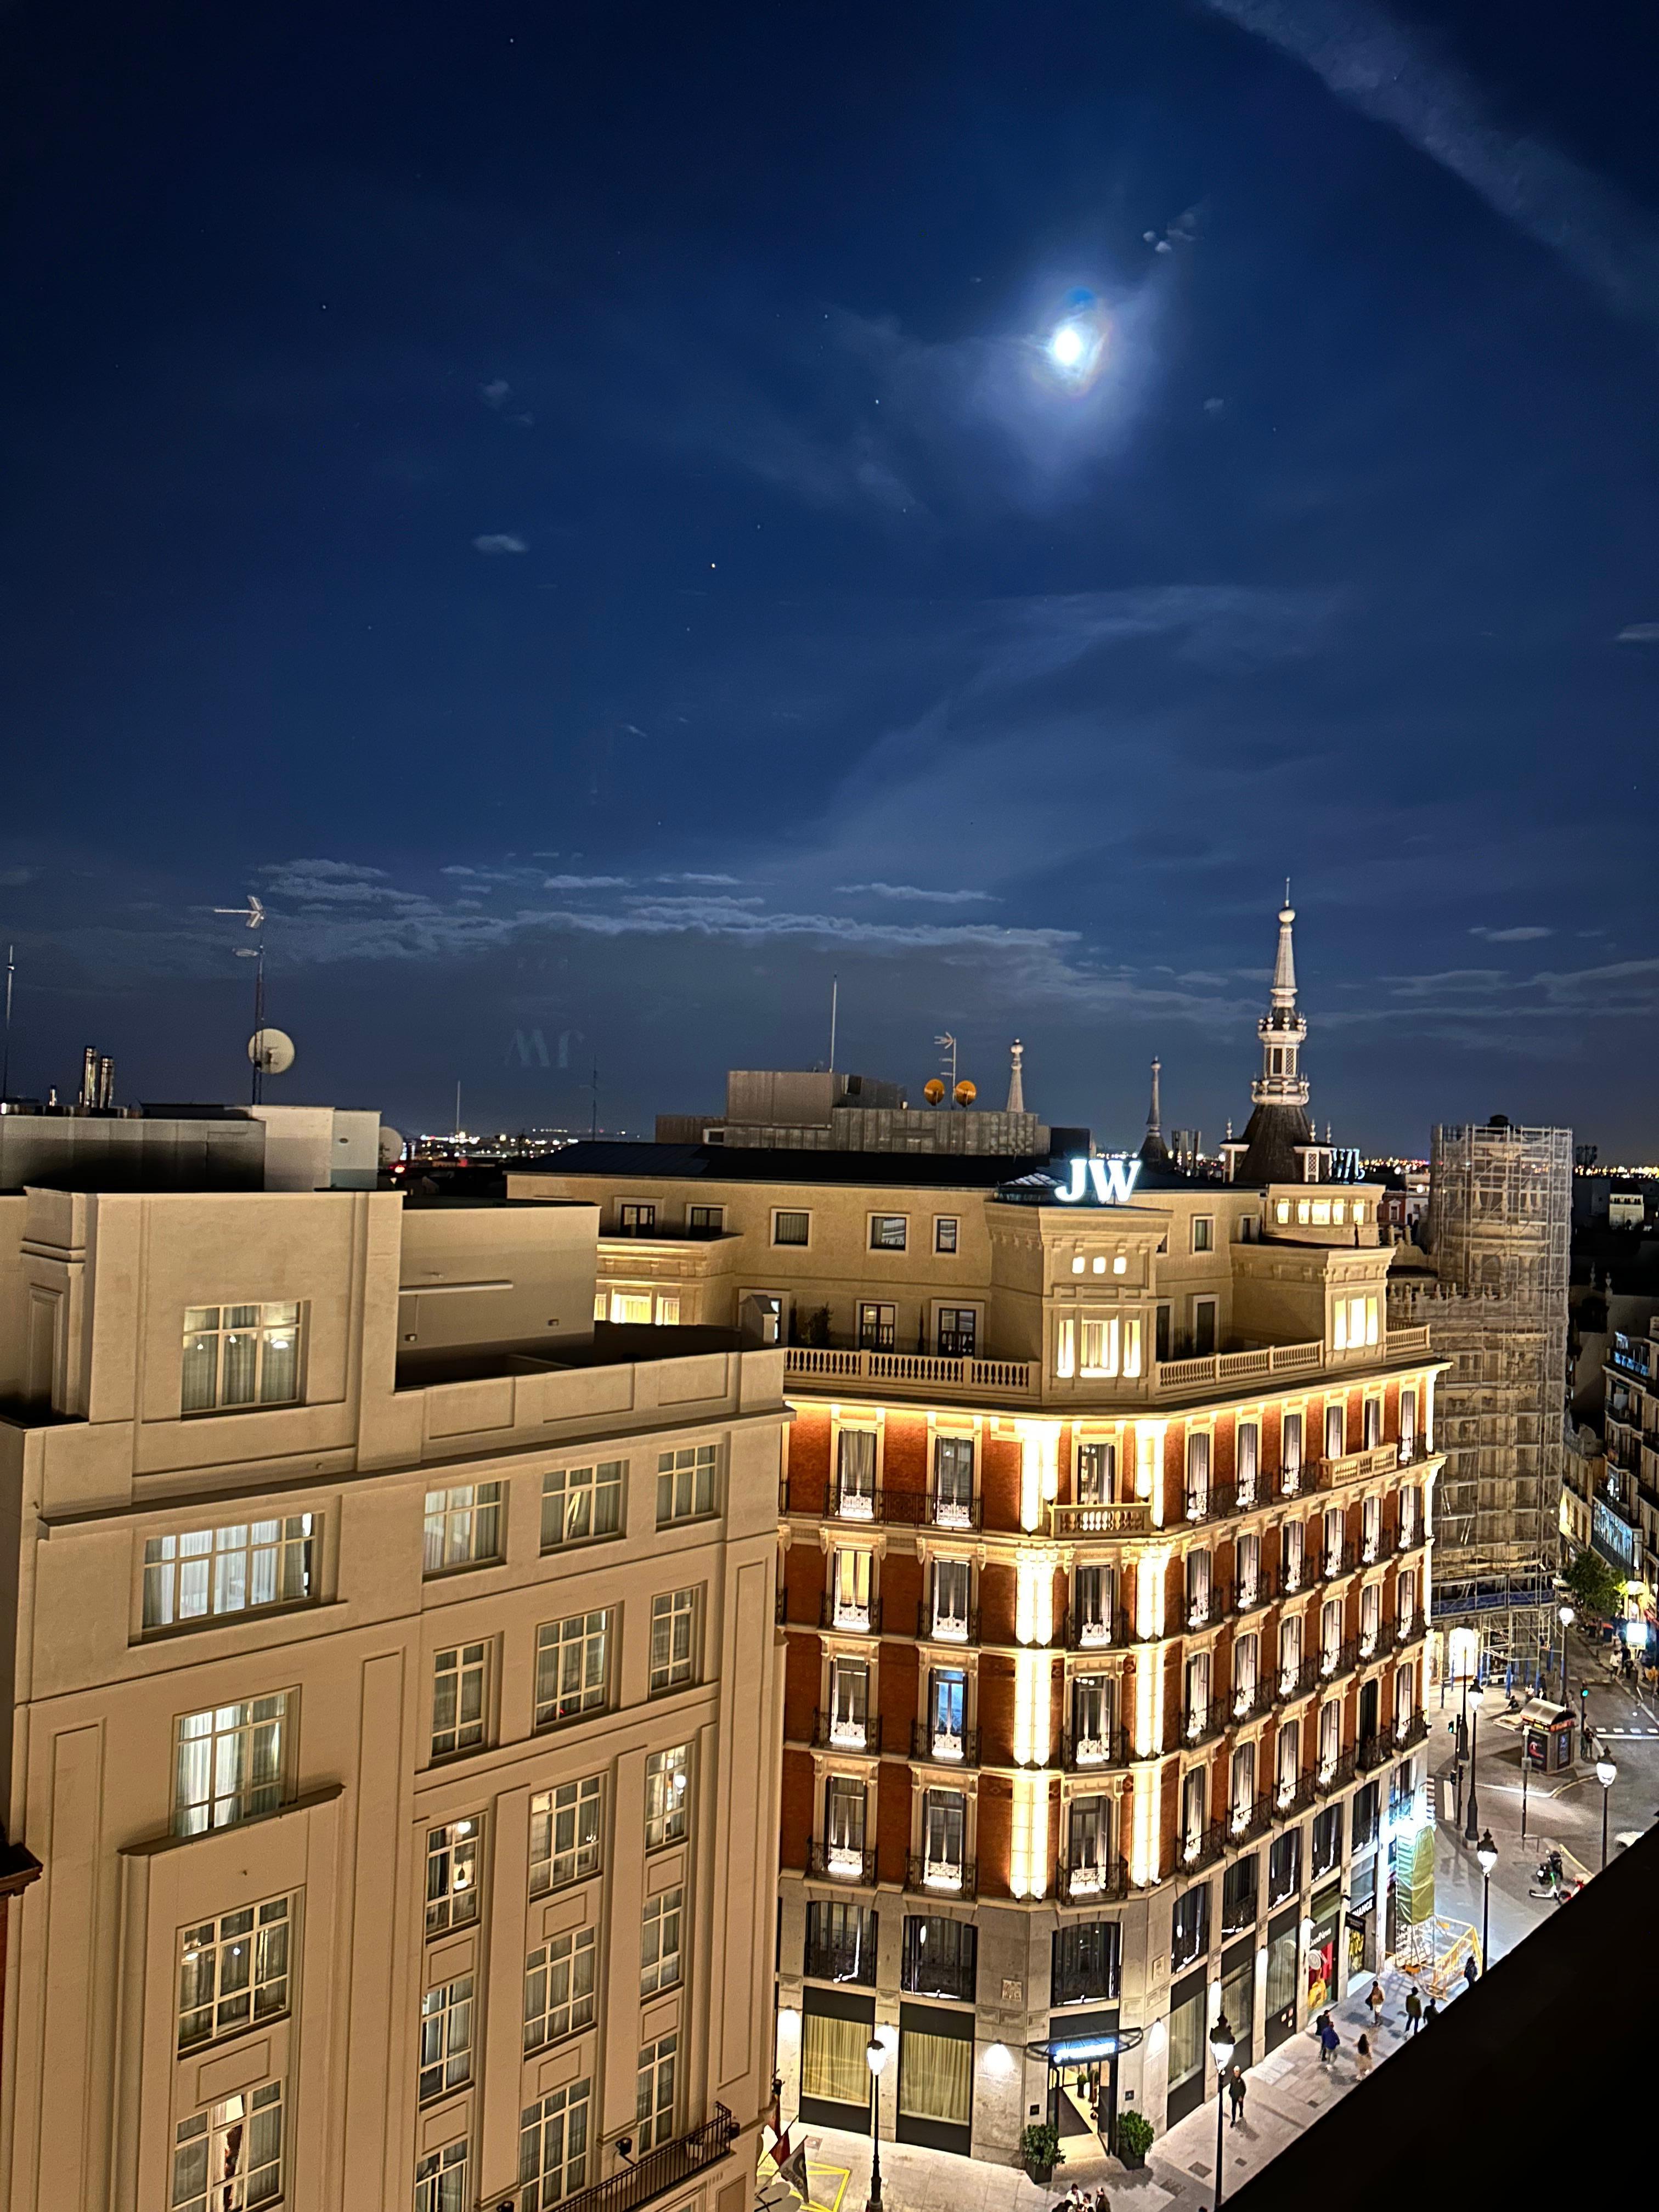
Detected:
left=923, top=1077, right=946, bottom=1104
left=249, top=1028, right=296, bottom=1076
left=379, top=1125, right=406, bottom=1167
left=954, top=1079, right=977, bottom=1107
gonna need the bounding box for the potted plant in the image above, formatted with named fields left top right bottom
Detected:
left=1020, top=2120, right=1064, bottom=2186
left=1114, top=2111, right=1155, bottom=2170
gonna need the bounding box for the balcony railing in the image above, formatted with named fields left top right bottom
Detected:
left=1063, top=1853, right=1131, bottom=1903
left=905, top=1855, right=976, bottom=1899
left=1229, top=1679, right=1274, bottom=1725
left=1065, top=1607, right=1132, bottom=1651
left=1317, top=1749, right=1358, bottom=1797
left=912, top=1721, right=980, bottom=1767
left=1276, top=1656, right=1320, bottom=1706
left=915, top=1604, right=978, bottom=1646
left=1179, top=1820, right=1228, bottom=1874
left=819, top=1593, right=882, bottom=1635
left=1395, top=1711, right=1430, bottom=1752
left=808, top=1840, right=877, bottom=1886
left=1062, top=1724, right=1132, bottom=1772
left=784, top=1346, right=1037, bottom=1397
left=1320, top=1542, right=1361, bottom=1584
left=1227, top=1792, right=1275, bottom=1845
left=1048, top=1500, right=1153, bottom=1539
left=1155, top=1339, right=1325, bottom=1391
left=1318, top=1638, right=1359, bottom=1686
left=1230, top=1576, right=1271, bottom=1620
left=1278, top=1463, right=1306, bottom=1499
left=805, top=1485, right=984, bottom=1530
left=803, top=1941, right=875, bottom=1987
left=1273, top=1771, right=1318, bottom=1821
left=1183, top=1587, right=1226, bottom=1632
left=1274, top=1561, right=1308, bottom=1600
left=1181, top=1703, right=1225, bottom=1750
left=1358, top=1733, right=1393, bottom=1773
left=810, top=1709, right=883, bottom=1754
left=555, top=2103, right=740, bottom=2212
left=1311, top=1442, right=1410, bottom=1493
left=1183, top=1483, right=1237, bottom=1527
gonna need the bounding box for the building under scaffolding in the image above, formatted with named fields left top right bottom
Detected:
left=1388, top=1119, right=1572, bottom=1686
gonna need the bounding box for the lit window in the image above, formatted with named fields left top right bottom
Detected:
left=144, top=1515, right=316, bottom=1629
left=432, top=1643, right=489, bottom=1759
left=180, top=1303, right=302, bottom=1413
left=174, top=1695, right=287, bottom=1836
left=1080, top=1318, right=1120, bottom=1376
left=422, top=1483, right=502, bottom=1575
left=1276, top=1201, right=1290, bottom=1223
left=646, top=1746, right=690, bottom=1849
left=535, top=1613, right=611, bottom=1726
left=1055, top=1318, right=1076, bottom=1378
left=870, top=1215, right=908, bottom=1251
left=619, top=1203, right=656, bottom=1233
left=656, top=1291, right=681, bottom=1325
left=1071, top=1257, right=1085, bottom=1275
left=1092, top=1256, right=1107, bottom=1274
left=636, top=2032, right=678, bottom=2152
left=415, top=2141, right=469, bottom=2212
left=529, top=1776, right=602, bottom=1893
left=172, top=2083, right=284, bottom=2212
left=640, top=1888, right=684, bottom=1995
left=425, top=1816, right=482, bottom=1936
left=772, top=1210, right=811, bottom=1247
left=688, top=1204, right=723, bottom=1232
left=177, top=1897, right=291, bottom=2052
left=1113, top=1254, right=1127, bottom=1274
left=524, top=1927, right=597, bottom=2050
left=649, top=1588, right=699, bottom=1694
left=934, top=1216, right=958, bottom=1255
left=1192, top=1217, right=1214, bottom=1254
left=608, top=1290, right=653, bottom=1324
left=418, top=1975, right=473, bottom=2102
left=1296, top=1200, right=1311, bottom=1224
left=1311, top=1200, right=1331, bottom=1226
left=1122, top=1316, right=1143, bottom=1378
left=1352, top=1203, right=1366, bottom=1226
left=656, top=1443, right=717, bottom=1525
left=542, top=1462, right=623, bottom=1549
left=1333, top=1200, right=1346, bottom=1224
left=520, top=2081, right=591, bottom=2207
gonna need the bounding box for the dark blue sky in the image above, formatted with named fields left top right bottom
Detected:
left=4, top=0, right=1658, bottom=1152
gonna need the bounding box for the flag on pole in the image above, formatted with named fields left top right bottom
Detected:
left=776, top=2138, right=811, bottom=2203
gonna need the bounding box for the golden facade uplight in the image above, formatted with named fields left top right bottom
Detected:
left=1009, top=1771, right=1048, bottom=1899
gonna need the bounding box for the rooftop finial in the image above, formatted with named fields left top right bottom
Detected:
left=1006, top=1038, right=1025, bottom=1115
left=1271, top=889, right=1298, bottom=1009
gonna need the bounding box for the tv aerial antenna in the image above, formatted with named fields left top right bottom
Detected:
left=213, top=895, right=286, bottom=1102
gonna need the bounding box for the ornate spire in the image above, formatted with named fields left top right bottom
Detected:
left=1271, top=882, right=1298, bottom=1009
left=1251, top=893, right=1309, bottom=1111
left=1006, top=1038, right=1025, bottom=1115
left=1138, top=1055, right=1170, bottom=1165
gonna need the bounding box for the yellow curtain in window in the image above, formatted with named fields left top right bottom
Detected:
left=802, top=2013, right=868, bottom=2108
left=898, top=2030, right=971, bottom=2124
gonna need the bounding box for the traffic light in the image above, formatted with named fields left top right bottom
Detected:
left=1581, top=1685, right=1590, bottom=1702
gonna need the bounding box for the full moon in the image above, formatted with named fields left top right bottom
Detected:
left=1048, top=321, right=1086, bottom=368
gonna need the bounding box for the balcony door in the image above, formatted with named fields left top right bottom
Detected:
left=929, top=1668, right=966, bottom=1757
left=1076, top=1441, right=1116, bottom=1507
left=858, top=1303, right=896, bottom=1352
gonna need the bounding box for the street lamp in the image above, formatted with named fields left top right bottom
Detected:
left=1558, top=1603, right=1575, bottom=1708
left=864, top=2036, right=889, bottom=2212
left=1476, top=1829, right=1498, bottom=1966
left=1209, top=2013, right=1235, bottom=2209
left=1463, top=1681, right=1483, bottom=1844
left=1596, top=1757, right=1617, bottom=1872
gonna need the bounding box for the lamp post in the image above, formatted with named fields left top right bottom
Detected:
left=1595, top=1757, right=1617, bottom=1872
left=865, top=2036, right=889, bottom=2212
left=1209, top=2014, right=1235, bottom=2210
left=1476, top=1830, right=1498, bottom=1967
left=1463, top=1683, right=1483, bottom=1844
left=1558, top=1603, right=1575, bottom=1709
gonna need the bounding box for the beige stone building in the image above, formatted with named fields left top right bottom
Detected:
left=0, top=1109, right=785, bottom=2212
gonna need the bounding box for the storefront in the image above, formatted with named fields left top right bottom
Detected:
left=1040, top=2011, right=1125, bottom=2153
left=1218, top=1937, right=1255, bottom=2075
left=895, top=2001, right=974, bottom=2158
left=1306, top=1881, right=1342, bottom=2014
left=1264, top=1904, right=1299, bottom=2053
left=799, top=1984, right=876, bottom=2132
left=1165, top=1966, right=1209, bottom=2126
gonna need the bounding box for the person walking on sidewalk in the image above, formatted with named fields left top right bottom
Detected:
left=1404, top=1987, right=1423, bottom=2038
left=1366, top=1978, right=1386, bottom=2030
left=1318, top=2013, right=1340, bottom=2066
left=1356, top=2033, right=1374, bottom=2080
left=1227, top=2068, right=1246, bottom=2127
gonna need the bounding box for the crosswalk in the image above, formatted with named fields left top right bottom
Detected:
left=1593, top=1725, right=1659, bottom=1738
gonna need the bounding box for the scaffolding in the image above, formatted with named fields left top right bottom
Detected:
left=1389, top=1121, right=1571, bottom=1684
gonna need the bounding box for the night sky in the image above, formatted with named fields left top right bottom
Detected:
left=3, top=1, right=1658, bottom=1154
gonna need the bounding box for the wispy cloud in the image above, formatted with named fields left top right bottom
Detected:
left=836, top=882, right=999, bottom=905
left=479, top=379, right=510, bottom=409
left=544, top=873, right=630, bottom=890
left=1617, top=622, right=1659, bottom=643
left=1470, top=924, right=1552, bottom=943
left=1201, top=0, right=1659, bottom=336
left=472, top=532, right=527, bottom=554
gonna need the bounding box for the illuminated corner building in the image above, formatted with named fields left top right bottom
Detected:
left=515, top=902, right=1447, bottom=2164
left=1386, top=1118, right=1571, bottom=1687
left=0, top=1103, right=782, bottom=2212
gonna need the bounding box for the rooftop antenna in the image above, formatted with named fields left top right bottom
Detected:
left=934, top=1031, right=957, bottom=1096
left=828, top=975, right=838, bottom=1073
left=2, top=944, right=13, bottom=1101
left=213, top=896, right=267, bottom=1102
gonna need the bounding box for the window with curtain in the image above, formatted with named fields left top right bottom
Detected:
left=1363, top=1398, right=1381, bottom=1448
left=1277, top=1717, right=1300, bottom=1797
left=1398, top=1568, right=1417, bottom=1625
left=1360, top=1581, right=1380, bottom=1653
left=1186, top=1548, right=1211, bottom=1627
left=802, top=2013, right=869, bottom=2107
left=1071, top=1673, right=1113, bottom=1756
left=1236, top=1532, right=1260, bottom=1608
left=826, top=1777, right=866, bottom=1853
left=933, top=1435, right=974, bottom=1522
left=1185, top=1431, right=1211, bottom=1516
left=1184, top=1652, right=1210, bottom=1737
left=931, top=1558, right=970, bottom=1637
left=1282, top=1520, right=1305, bottom=1590
left=1278, top=1613, right=1302, bottom=1688
left=1073, top=1563, right=1115, bottom=1643
left=1321, top=1598, right=1342, bottom=1669
left=1233, top=1632, right=1259, bottom=1713
left=1076, top=1441, right=1115, bottom=1506
left=1237, top=1422, right=1259, bottom=1504
left=1318, top=1698, right=1341, bottom=1776
left=1324, top=1402, right=1345, bottom=1459
left=1362, top=1496, right=1381, bottom=1561
left=1400, top=1390, right=1417, bottom=1456
left=899, top=2030, right=971, bottom=2125
left=833, top=1549, right=872, bottom=1626
left=1323, top=1508, right=1345, bottom=1575
left=1282, top=1410, right=1304, bottom=1485
left=1229, top=1741, right=1256, bottom=1827
left=1181, top=1765, right=1208, bottom=1855
left=923, top=1789, right=966, bottom=1871
left=837, top=1429, right=877, bottom=1513
left=1394, top=1667, right=1412, bottom=1729
left=831, top=1660, right=870, bottom=1743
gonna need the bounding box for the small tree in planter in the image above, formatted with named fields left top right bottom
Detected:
left=1114, top=2111, right=1155, bottom=2170
left=1020, top=2120, right=1065, bottom=2185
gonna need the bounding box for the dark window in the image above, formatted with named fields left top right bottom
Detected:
left=688, top=1205, right=723, bottom=1232
left=1171, top=1884, right=1210, bottom=1972
left=619, top=1203, right=656, bottom=1233
left=1389, top=1760, right=1415, bottom=1822
left=1222, top=1855, right=1258, bottom=1937
left=1268, top=1829, right=1301, bottom=1906
left=773, top=1211, right=811, bottom=1247
left=1051, top=1922, right=1120, bottom=2008
left=934, top=1217, right=959, bottom=1255
left=1352, top=1782, right=1379, bottom=1854
left=936, top=1307, right=977, bottom=1357
left=870, top=1215, right=908, bottom=1251
left=1193, top=1301, right=1217, bottom=1357
left=1312, top=1804, right=1342, bottom=1880
left=901, top=1915, right=975, bottom=2001
left=805, top=1901, right=878, bottom=1986
left=1155, top=1305, right=1172, bottom=1363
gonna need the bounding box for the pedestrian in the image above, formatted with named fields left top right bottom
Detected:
left=1404, top=1987, right=1423, bottom=2037
left=1424, top=1997, right=1439, bottom=2025
left=1462, top=1955, right=1478, bottom=1991
left=1227, top=2067, right=1246, bottom=2126
left=1365, top=1978, right=1385, bottom=2029
left=1318, top=2013, right=1340, bottom=2066
left=1355, top=2033, right=1374, bottom=2080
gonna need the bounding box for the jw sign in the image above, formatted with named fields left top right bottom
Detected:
left=1053, top=1156, right=1142, bottom=1205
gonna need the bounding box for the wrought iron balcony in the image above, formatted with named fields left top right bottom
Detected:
left=911, top=1720, right=980, bottom=1767
left=1273, top=1770, right=1318, bottom=1821
left=1064, top=1606, right=1132, bottom=1651
left=1395, top=1711, right=1430, bottom=1752
left=1062, top=1724, right=1132, bottom=1773
left=1276, top=1656, right=1321, bottom=1706
left=555, top=2103, right=740, bottom=2212
left=803, top=1938, right=876, bottom=1987
left=1274, top=1560, right=1308, bottom=1599
left=1320, top=1541, right=1361, bottom=1584
left=1183, top=1482, right=1237, bottom=1527
left=905, top=1854, right=976, bottom=1899
left=1230, top=1575, right=1271, bottom=1620
left=819, top=1593, right=882, bottom=1635
left=1179, top=1820, right=1228, bottom=1874
left=1062, top=1852, right=1131, bottom=1903
left=1229, top=1678, right=1274, bottom=1725
left=1227, top=1792, right=1276, bottom=1845
left=915, top=1603, right=978, bottom=1646
left=810, top=1709, right=883, bottom=1754
left=1318, top=1638, right=1360, bottom=1686
left=1317, top=1748, right=1358, bottom=1797
left=1358, top=1733, right=1393, bottom=1773
left=1181, top=1702, right=1225, bottom=1750
left=808, top=1839, right=877, bottom=1886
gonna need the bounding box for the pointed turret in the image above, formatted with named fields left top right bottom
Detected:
left=1231, top=890, right=1327, bottom=1184
left=1139, top=1056, right=1169, bottom=1165
left=1006, top=1039, right=1025, bottom=1115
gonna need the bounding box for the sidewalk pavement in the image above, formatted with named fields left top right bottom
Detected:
left=770, top=1970, right=1455, bottom=2212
